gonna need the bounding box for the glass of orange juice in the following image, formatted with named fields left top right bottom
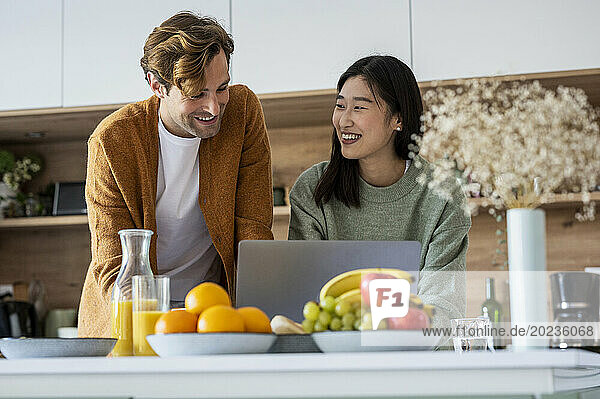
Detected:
left=132, top=275, right=170, bottom=356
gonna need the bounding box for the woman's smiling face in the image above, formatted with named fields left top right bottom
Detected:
left=332, top=76, right=401, bottom=162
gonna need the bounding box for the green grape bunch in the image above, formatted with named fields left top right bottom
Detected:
left=302, top=296, right=372, bottom=333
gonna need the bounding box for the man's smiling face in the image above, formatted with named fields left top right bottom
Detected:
left=153, top=49, right=230, bottom=139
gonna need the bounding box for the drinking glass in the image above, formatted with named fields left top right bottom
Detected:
left=132, top=275, right=170, bottom=356
left=451, top=316, right=495, bottom=353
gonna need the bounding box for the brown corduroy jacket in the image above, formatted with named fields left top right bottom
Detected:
left=78, top=85, right=274, bottom=338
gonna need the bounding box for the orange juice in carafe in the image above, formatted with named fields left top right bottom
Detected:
left=110, top=229, right=155, bottom=357
left=110, top=300, right=133, bottom=356
left=133, top=309, right=164, bottom=356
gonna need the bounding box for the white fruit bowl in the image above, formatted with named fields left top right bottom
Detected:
left=146, top=333, right=276, bottom=357
left=311, top=330, right=441, bottom=353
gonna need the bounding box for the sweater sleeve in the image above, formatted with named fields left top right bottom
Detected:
left=86, top=136, right=135, bottom=302
left=288, top=166, right=327, bottom=240
left=234, top=88, right=274, bottom=246
left=417, top=187, right=471, bottom=333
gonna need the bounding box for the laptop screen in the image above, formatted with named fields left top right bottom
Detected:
left=236, top=240, right=421, bottom=321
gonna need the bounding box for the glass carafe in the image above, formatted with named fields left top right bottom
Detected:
left=110, top=229, right=154, bottom=356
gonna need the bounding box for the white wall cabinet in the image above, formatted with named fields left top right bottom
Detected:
left=0, top=0, right=62, bottom=111
left=231, top=0, right=412, bottom=94
left=62, top=1, right=230, bottom=107
left=2, top=1, right=600, bottom=110
left=412, top=0, right=600, bottom=82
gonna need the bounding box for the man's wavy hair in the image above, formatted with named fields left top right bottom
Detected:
left=140, top=11, right=234, bottom=97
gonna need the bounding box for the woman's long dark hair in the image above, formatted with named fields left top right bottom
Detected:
left=313, top=55, right=423, bottom=208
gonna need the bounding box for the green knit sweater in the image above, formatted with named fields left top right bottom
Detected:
left=288, top=155, right=471, bottom=329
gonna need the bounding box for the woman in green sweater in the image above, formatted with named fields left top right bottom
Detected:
left=288, top=56, right=471, bottom=328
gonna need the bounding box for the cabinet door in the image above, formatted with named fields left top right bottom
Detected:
left=412, top=0, right=600, bottom=82
left=231, top=0, right=411, bottom=94
left=63, top=1, right=230, bottom=107
left=0, top=0, right=62, bottom=111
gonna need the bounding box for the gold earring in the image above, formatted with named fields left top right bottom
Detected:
left=395, top=126, right=402, bottom=132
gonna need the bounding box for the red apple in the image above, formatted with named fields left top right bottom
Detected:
left=386, top=308, right=430, bottom=330
left=360, top=273, right=397, bottom=306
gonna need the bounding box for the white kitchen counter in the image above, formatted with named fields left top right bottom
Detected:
left=2, top=349, right=600, bottom=398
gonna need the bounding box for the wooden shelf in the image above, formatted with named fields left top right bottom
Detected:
left=1, top=68, right=598, bottom=144
left=273, top=193, right=600, bottom=219
left=0, top=214, right=88, bottom=229
left=274, top=192, right=600, bottom=218
left=469, top=192, right=600, bottom=210
left=0, top=194, right=596, bottom=229
left=0, top=207, right=292, bottom=229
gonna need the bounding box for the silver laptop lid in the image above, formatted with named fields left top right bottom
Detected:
left=236, top=240, right=421, bottom=321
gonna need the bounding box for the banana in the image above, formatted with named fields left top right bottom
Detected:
left=270, top=315, right=306, bottom=335
left=320, top=268, right=414, bottom=303
left=335, top=288, right=362, bottom=305
left=423, top=304, right=436, bottom=320
left=409, top=293, right=424, bottom=308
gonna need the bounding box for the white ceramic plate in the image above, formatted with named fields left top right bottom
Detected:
left=0, top=338, right=116, bottom=359
left=311, top=330, right=441, bottom=353
left=146, top=333, right=276, bottom=357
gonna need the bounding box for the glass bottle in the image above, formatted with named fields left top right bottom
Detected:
left=482, top=277, right=504, bottom=348
left=481, top=277, right=502, bottom=323
left=110, top=229, right=154, bottom=356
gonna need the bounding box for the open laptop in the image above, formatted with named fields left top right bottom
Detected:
left=236, top=240, right=422, bottom=321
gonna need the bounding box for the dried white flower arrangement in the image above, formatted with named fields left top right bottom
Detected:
left=413, top=78, right=600, bottom=221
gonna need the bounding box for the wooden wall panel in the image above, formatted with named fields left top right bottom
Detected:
left=272, top=214, right=290, bottom=241
left=0, top=225, right=90, bottom=310
left=268, top=125, right=332, bottom=188
left=467, top=208, right=600, bottom=270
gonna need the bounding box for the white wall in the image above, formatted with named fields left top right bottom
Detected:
left=231, top=0, right=411, bottom=93
left=62, top=0, right=230, bottom=107
left=0, top=0, right=62, bottom=110
left=412, top=0, right=600, bottom=81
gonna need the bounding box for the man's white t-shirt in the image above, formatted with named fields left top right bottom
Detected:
left=156, top=117, right=220, bottom=302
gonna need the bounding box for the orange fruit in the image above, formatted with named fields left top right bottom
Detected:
left=197, top=305, right=245, bottom=333
left=185, top=282, right=231, bottom=315
left=237, top=307, right=272, bottom=333
left=154, top=310, right=198, bottom=334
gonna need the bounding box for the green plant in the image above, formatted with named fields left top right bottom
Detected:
left=2, top=154, right=43, bottom=191
left=0, top=150, right=15, bottom=175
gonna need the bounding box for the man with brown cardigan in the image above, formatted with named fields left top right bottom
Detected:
left=78, top=12, right=273, bottom=338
